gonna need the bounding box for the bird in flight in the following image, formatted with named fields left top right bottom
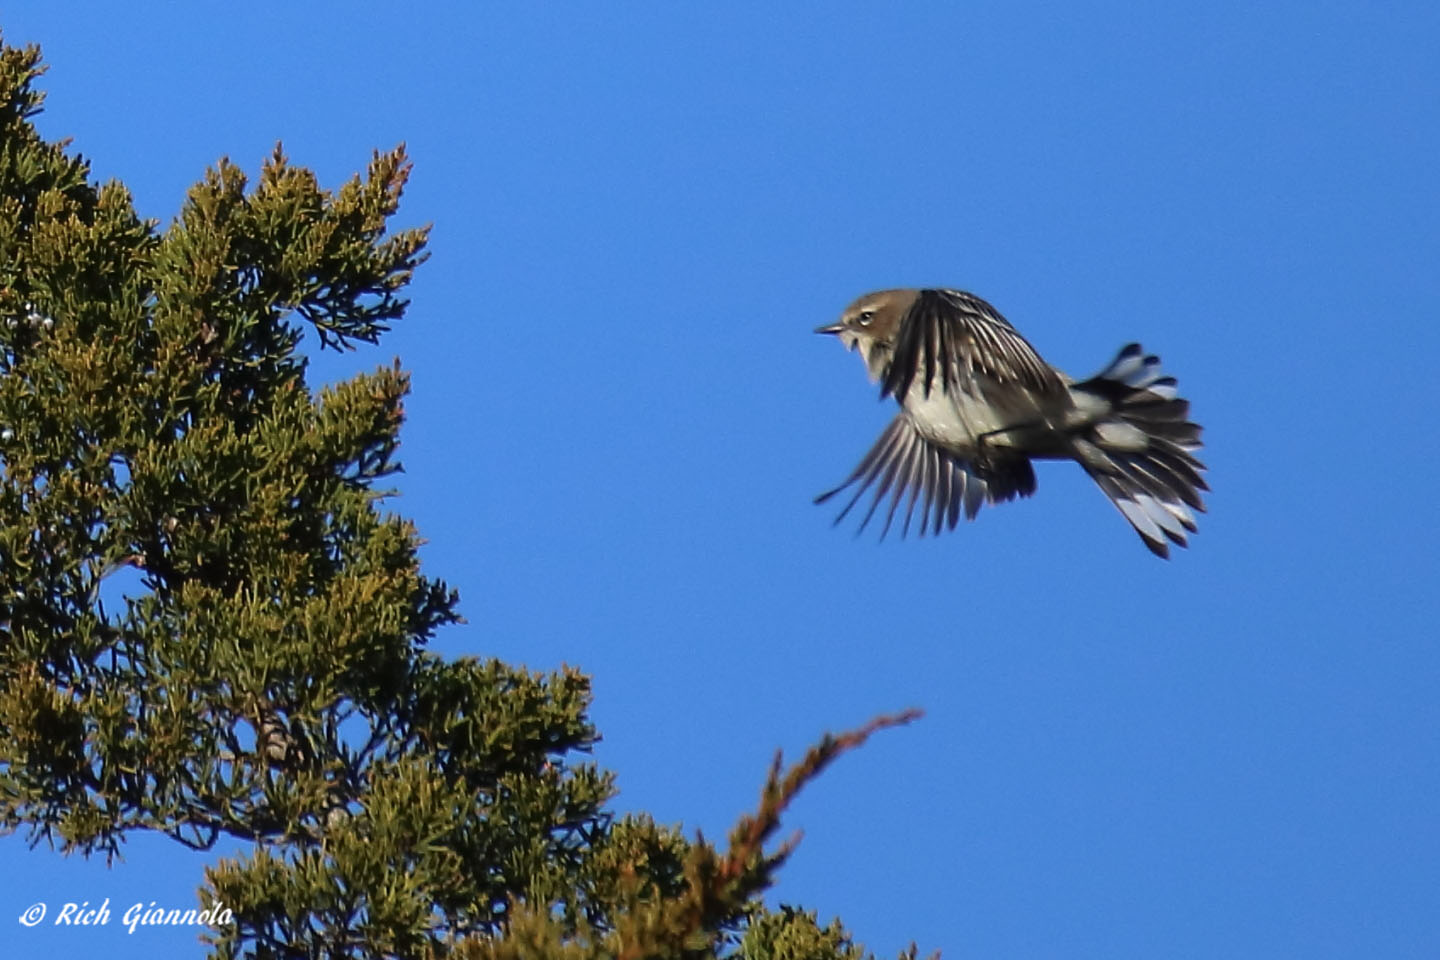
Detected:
left=815, top=288, right=1207, bottom=558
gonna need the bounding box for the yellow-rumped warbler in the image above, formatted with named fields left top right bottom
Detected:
left=816, top=288, right=1207, bottom=557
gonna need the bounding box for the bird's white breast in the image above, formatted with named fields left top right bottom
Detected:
left=902, top=370, right=1074, bottom=456
left=902, top=379, right=1012, bottom=451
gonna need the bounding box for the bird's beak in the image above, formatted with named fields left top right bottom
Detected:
left=814, top=322, right=844, bottom=335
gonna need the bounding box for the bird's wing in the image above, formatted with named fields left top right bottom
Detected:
left=814, top=414, right=1036, bottom=539
left=881, top=288, right=1068, bottom=402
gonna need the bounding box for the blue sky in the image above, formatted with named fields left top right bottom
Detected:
left=4, top=2, right=1439, bottom=957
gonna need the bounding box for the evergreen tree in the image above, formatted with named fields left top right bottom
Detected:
left=0, top=39, right=927, bottom=960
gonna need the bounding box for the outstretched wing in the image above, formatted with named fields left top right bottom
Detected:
left=881, top=288, right=1067, bottom=402
left=814, top=415, right=1037, bottom=540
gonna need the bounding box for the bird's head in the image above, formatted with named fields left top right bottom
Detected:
left=815, top=288, right=917, bottom=380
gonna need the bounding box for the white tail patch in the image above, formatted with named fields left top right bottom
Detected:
left=1092, top=420, right=1148, bottom=451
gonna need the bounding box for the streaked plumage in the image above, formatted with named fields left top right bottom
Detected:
left=815, top=288, right=1207, bottom=558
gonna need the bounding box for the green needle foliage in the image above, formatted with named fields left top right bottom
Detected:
left=0, top=38, right=930, bottom=960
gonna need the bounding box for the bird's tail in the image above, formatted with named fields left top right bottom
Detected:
left=1069, top=344, right=1207, bottom=558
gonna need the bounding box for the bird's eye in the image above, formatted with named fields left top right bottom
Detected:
left=857, top=310, right=876, bottom=326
